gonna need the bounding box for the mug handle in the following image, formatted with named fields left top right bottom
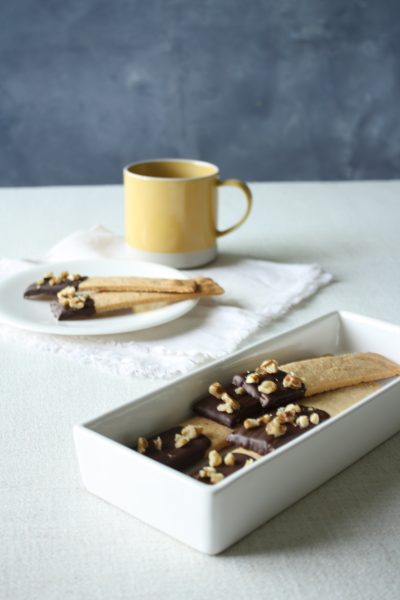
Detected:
left=216, top=179, right=252, bottom=237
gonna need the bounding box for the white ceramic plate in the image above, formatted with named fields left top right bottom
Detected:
left=0, top=259, right=199, bottom=336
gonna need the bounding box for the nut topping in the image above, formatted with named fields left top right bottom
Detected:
left=217, top=393, right=240, bottom=414
left=257, top=380, right=278, bottom=395
left=296, top=415, right=310, bottom=429
left=199, top=466, right=216, bottom=478
left=310, top=412, right=320, bottom=425
left=69, top=296, right=85, bottom=309
left=208, top=450, right=222, bottom=468
left=58, top=286, right=77, bottom=299
left=221, top=392, right=239, bottom=407
left=282, top=373, right=303, bottom=389
left=285, top=403, right=301, bottom=413
left=244, top=418, right=260, bottom=429
left=234, top=386, right=245, bottom=395
left=137, top=437, right=148, bottom=454
left=43, top=271, right=54, bottom=279
left=209, top=382, right=224, bottom=398
left=275, top=411, right=293, bottom=424
left=266, top=417, right=287, bottom=437
left=153, top=436, right=162, bottom=450
left=244, top=459, right=254, bottom=467
left=259, top=413, right=272, bottom=424
left=258, top=359, right=279, bottom=374
left=209, top=472, right=224, bottom=484
left=224, top=452, right=235, bottom=466
left=217, top=402, right=234, bottom=414
left=174, top=433, right=189, bottom=448
left=181, top=424, right=203, bottom=440
left=57, top=286, right=86, bottom=310
left=246, top=372, right=260, bottom=384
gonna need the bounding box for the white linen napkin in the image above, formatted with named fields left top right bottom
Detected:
left=0, top=226, right=332, bottom=377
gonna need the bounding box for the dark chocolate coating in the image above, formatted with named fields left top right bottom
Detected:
left=193, top=384, right=263, bottom=427
left=227, top=406, right=329, bottom=455
left=50, top=297, right=96, bottom=320
left=138, top=427, right=211, bottom=471
left=192, top=451, right=255, bottom=484
left=23, top=276, right=87, bottom=298
left=232, top=369, right=305, bottom=408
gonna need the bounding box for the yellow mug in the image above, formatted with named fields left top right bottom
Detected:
left=124, top=159, right=252, bottom=268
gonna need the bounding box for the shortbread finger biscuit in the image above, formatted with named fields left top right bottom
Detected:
left=24, top=272, right=222, bottom=297
left=50, top=280, right=224, bottom=320
left=192, top=278, right=225, bottom=296
left=179, top=416, right=232, bottom=452
left=78, top=276, right=197, bottom=294
left=302, top=382, right=381, bottom=416
left=281, top=352, right=400, bottom=397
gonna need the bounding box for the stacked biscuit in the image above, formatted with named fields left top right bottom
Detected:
left=23, top=271, right=224, bottom=319
left=134, top=352, right=400, bottom=484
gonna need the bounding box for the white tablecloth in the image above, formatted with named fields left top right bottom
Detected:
left=0, top=181, right=399, bottom=600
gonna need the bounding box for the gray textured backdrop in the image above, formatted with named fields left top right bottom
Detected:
left=1, top=0, right=400, bottom=186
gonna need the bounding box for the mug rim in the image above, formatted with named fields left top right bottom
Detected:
left=124, top=158, right=220, bottom=181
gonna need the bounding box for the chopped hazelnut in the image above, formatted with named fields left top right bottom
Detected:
left=199, top=466, right=216, bottom=478
left=153, top=436, right=162, bottom=450
left=259, top=413, right=272, bottom=424
left=43, top=271, right=54, bottom=279
left=296, top=415, right=310, bottom=429
left=224, top=452, right=235, bottom=466
left=276, top=411, right=291, bottom=424
left=208, top=450, right=222, bottom=468
left=217, top=402, right=234, bottom=414
left=137, top=437, right=148, bottom=454
left=282, top=373, right=303, bottom=389
left=59, top=271, right=68, bottom=279
left=244, top=418, right=260, bottom=429
left=235, top=386, right=245, bottom=395
left=246, top=372, right=260, bottom=384
left=266, top=418, right=287, bottom=437
left=310, top=412, right=320, bottom=425
left=258, top=380, right=277, bottom=394
left=36, top=278, right=45, bottom=285
left=181, top=424, right=202, bottom=440
left=221, top=392, right=240, bottom=409
left=216, top=394, right=240, bottom=413
left=209, top=472, right=224, bottom=484
left=285, top=403, right=301, bottom=413
left=244, top=459, right=254, bottom=467
left=69, top=296, right=85, bottom=310
left=174, top=434, right=189, bottom=448
left=58, top=286, right=77, bottom=299
left=209, top=382, right=224, bottom=398
left=258, top=359, right=279, bottom=374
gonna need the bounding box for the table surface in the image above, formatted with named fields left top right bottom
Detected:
left=1, top=181, right=399, bottom=600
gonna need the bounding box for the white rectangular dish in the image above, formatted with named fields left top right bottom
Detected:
left=73, top=311, right=400, bottom=554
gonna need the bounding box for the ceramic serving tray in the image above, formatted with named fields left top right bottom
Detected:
left=73, top=311, right=400, bottom=554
